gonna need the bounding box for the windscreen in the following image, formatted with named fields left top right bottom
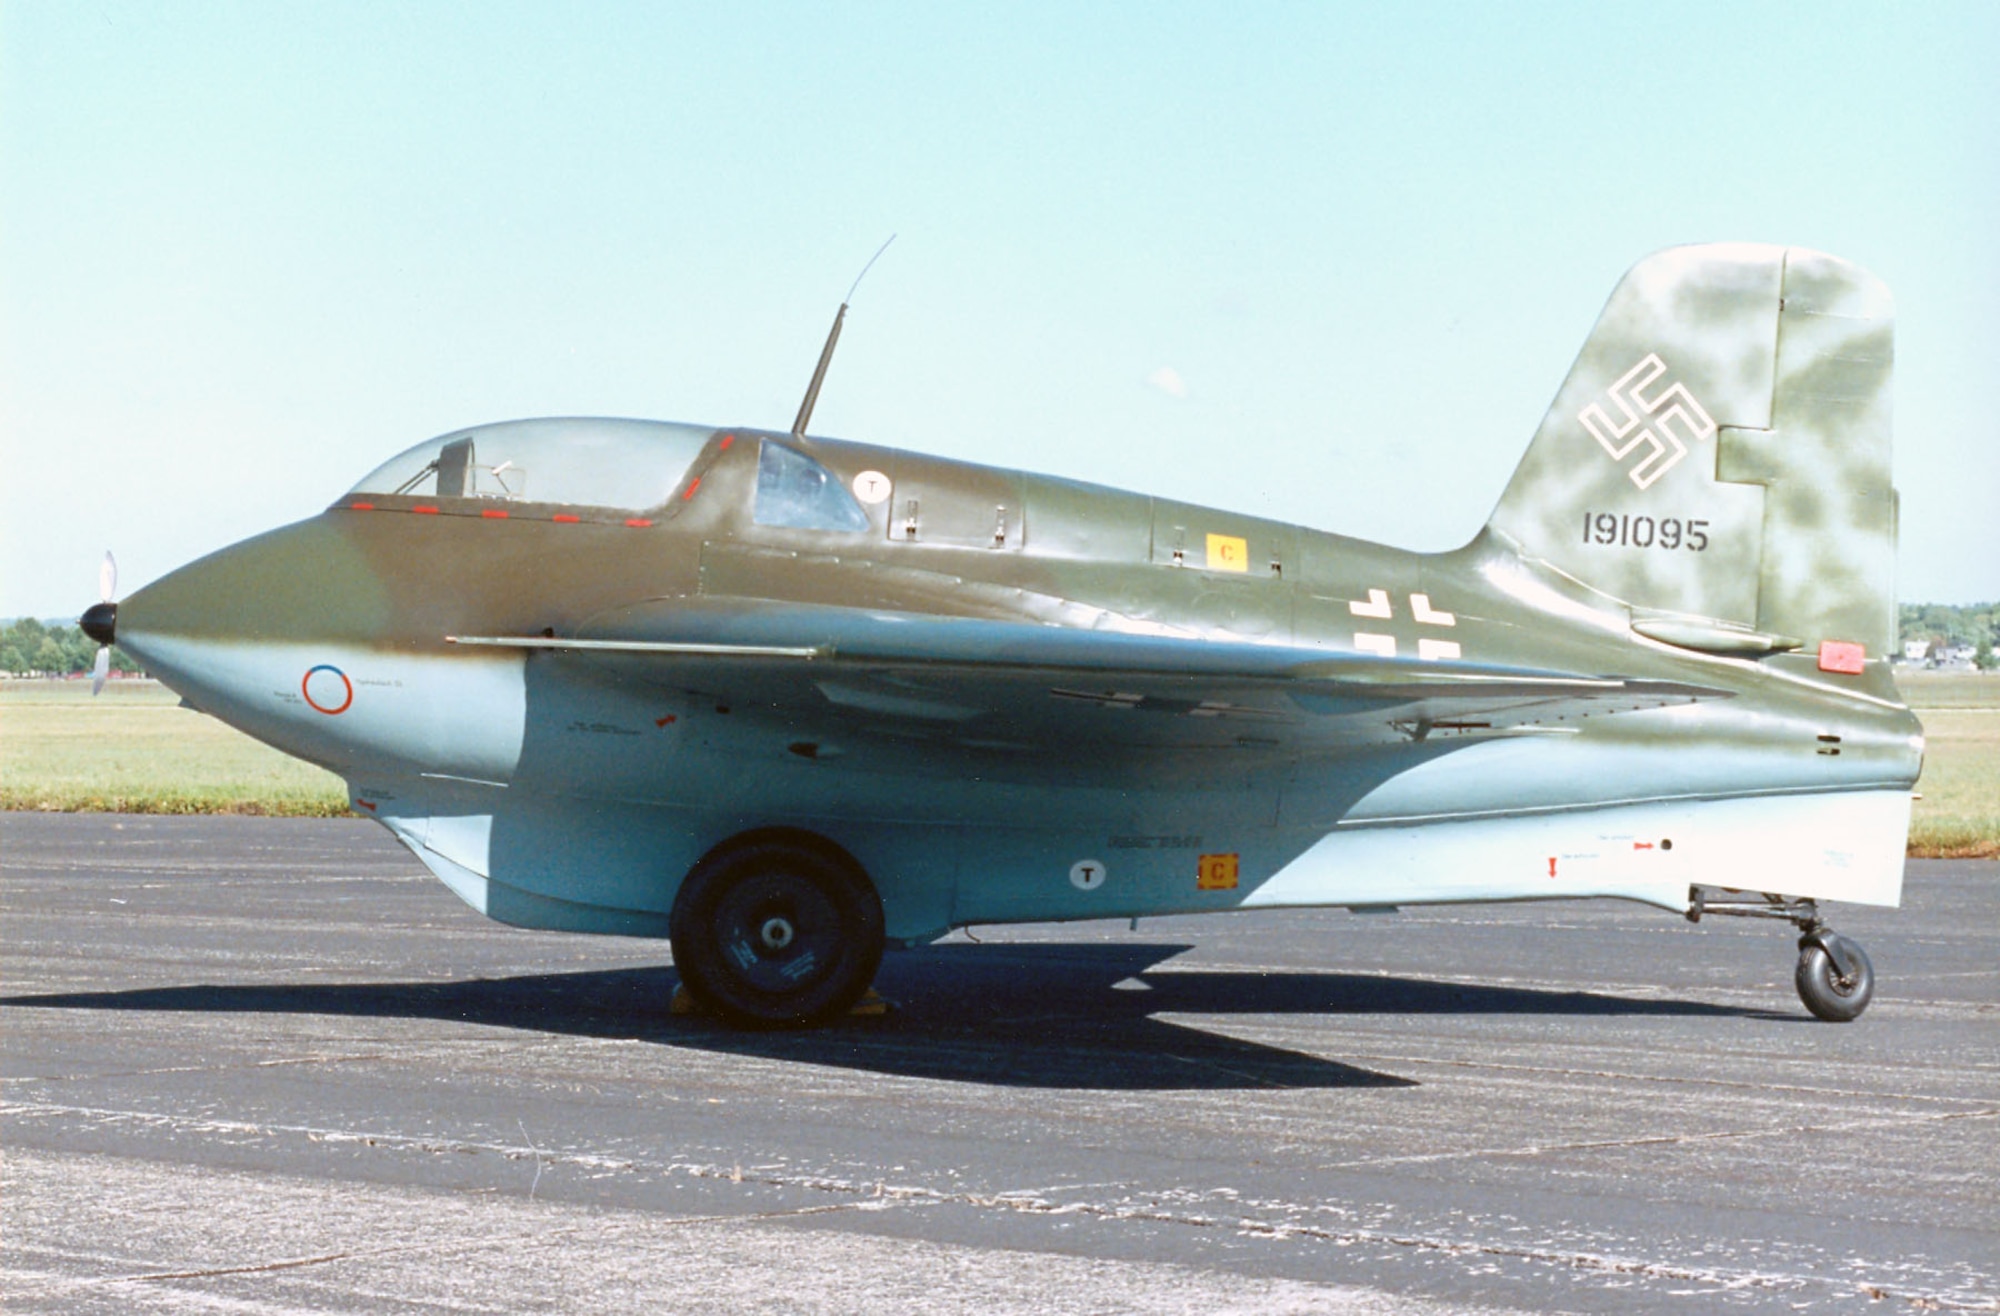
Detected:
left=754, top=440, right=871, bottom=532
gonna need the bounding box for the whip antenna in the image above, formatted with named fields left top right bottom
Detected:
left=791, top=234, right=895, bottom=439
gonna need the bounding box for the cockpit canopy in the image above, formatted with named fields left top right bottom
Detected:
left=347, top=418, right=717, bottom=511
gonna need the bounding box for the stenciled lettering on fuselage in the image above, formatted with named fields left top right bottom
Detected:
left=1578, top=353, right=1717, bottom=490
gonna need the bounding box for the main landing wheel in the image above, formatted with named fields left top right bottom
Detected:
left=1795, top=932, right=1874, bottom=1023
left=668, top=831, right=885, bottom=1030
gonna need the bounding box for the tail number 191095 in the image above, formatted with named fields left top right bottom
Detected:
left=1584, top=513, right=1708, bottom=551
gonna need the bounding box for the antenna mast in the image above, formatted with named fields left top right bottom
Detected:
left=791, top=234, right=895, bottom=439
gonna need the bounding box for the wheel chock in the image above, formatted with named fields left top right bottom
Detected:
left=668, top=984, right=892, bottom=1019
left=848, top=987, right=892, bottom=1016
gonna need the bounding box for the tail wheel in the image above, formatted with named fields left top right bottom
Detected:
left=1795, top=936, right=1874, bottom=1023
left=668, top=832, right=884, bottom=1030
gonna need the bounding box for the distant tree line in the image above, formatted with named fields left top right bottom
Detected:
left=1900, top=601, right=1998, bottom=670
left=0, top=618, right=142, bottom=677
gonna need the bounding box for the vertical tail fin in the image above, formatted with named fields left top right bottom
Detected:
left=1486, top=243, right=1896, bottom=662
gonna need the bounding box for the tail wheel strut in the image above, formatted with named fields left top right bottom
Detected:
left=1687, top=887, right=1876, bottom=1023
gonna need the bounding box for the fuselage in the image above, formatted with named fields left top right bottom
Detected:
left=110, top=418, right=1925, bottom=942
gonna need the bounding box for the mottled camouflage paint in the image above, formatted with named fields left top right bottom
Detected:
left=1489, top=243, right=1897, bottom=659
left=1728, top=249, right=1896, bottom=655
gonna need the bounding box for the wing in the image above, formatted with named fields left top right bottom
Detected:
left=448, top=598, right=1727, bottom=782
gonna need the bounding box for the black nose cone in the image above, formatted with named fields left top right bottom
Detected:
left=80, top=601, right=117, bottom=645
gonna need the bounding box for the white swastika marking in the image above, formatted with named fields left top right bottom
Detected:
left=1578, top=353, right=1717, bottom=490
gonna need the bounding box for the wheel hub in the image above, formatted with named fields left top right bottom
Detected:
left=707, top=875, right=843, bottom=994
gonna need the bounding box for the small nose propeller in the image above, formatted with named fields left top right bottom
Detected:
left=81, top=551, right=118, bottom=694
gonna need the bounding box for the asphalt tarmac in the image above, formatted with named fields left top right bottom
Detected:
left=3, top=813, right=1995, bottom=1314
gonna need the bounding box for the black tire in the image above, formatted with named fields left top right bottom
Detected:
left=668, top=831, right=884, bottom=1029
left=1795, top=938, right=1874, bottom=1023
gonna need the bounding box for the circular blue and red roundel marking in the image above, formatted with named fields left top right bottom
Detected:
left=302, top=664, right=354, bottom=715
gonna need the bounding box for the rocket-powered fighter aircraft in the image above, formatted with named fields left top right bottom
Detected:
left=82, top=244, right=1922, bottom=1027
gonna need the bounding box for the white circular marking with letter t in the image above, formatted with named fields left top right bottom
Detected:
left=1069, top=859, right=1107, bottom=891
left=851, top=470, right=892, bottom=505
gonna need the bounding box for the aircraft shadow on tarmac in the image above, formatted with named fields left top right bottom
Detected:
left=3, top=941, right=1765, bottom=1092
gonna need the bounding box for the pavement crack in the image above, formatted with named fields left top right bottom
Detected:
left=657, top=1157, right=1995, bottom=1309
left=5, top=1051, right=409, bottom=1084
left=126, top=1251, right=359, bottom=1283
left=10, top=1204, right=860, bottom=1302
left=1327, top=1050, right=1997, bottom=1107
left=1314, top=1105, right=1999, bottom=1170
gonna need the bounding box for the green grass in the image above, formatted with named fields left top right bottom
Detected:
left=0, top=680, right=348, bottom=815
left=1894, top=668, right=2000, bottom=709
left=4, top=673, right=1995, bottom=856
left=1896, top=670, right=2000, bottom=859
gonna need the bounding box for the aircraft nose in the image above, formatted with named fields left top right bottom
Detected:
left=109, top=514, right=395, bottom=715
left=80, top=601, right=117, bottom=645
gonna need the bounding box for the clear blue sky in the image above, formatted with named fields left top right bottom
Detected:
left=4, top=1, right=1995, bottom=618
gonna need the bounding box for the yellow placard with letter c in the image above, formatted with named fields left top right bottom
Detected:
left=1206, top=533, right=1249, bottom=573
left=1197, top=853, right=1240, bottom=891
